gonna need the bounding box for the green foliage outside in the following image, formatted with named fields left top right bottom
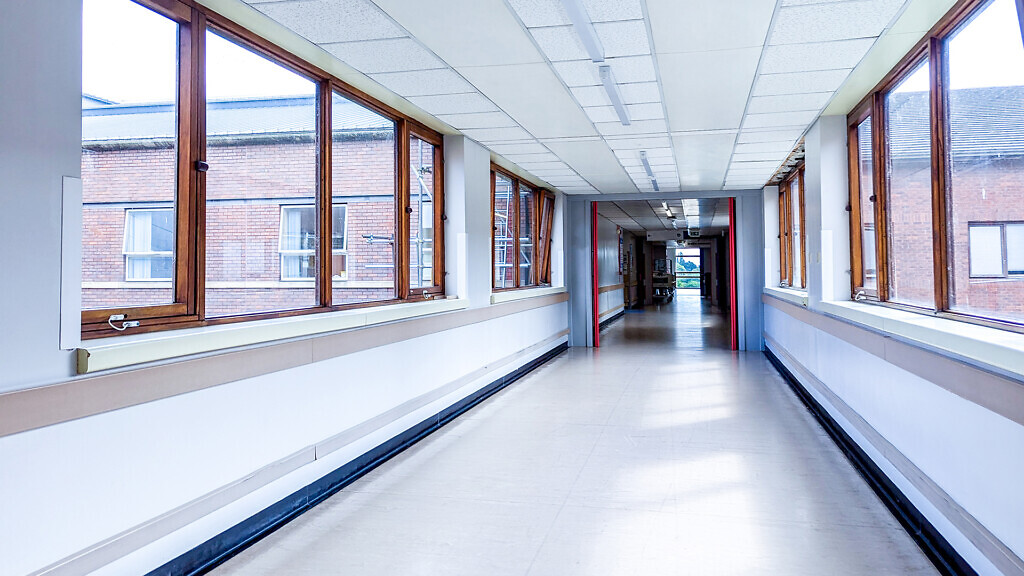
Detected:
left=676, top=276, right=700, bottom=289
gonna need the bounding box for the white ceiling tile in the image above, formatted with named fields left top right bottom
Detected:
left=488, top=141, right=550, bottom=155
left=371, top=69, right=475, bottom=97
left=770, top=0, right=908, bottom=45
left=544, top=140, right=638, bottom=192
left=760, top=38, right=876, bottom=74
left=462, top=126, right=535, bottom=141
left=530, top=26, right=589, bottom=61
left=372, top=0, right=544, bottom=66
left=583, top=106, right=619, bottom=123
left=407, top=92, right=499, bottom=114
left=253, top=0, right=405, bottom=44
left=435, top=111, right=518, bottom=129
left=672, top=132, right=736, bottom=189
left=570, top=85, right=612, bottom=107
left=593, top=20, right=651, bottom=58
left=506, top=0, right=570, bottom=27
left=618, top=82, right=662, bottom=104
left=595, top=119, right=668, bottom=136
left=605, top=136, right=672, bottom=149
left=581, top=0, right=645, bottom=22
left=502, top=152, right=562, bottom=162
left=459, top=63, right=598, bottom=139
left=646, top=0, right=774, bottom=53
left=734, top=141, right=798, bottom=154
left=625, top=102, right=664, bottom=120
left=753, top=69, right=851, bottom=96
left=731, top=152, right=788, bottom=162
left=736, top=129, right=804, bottom=144
left=743, top=110, right=819, bottom=129
left=517, top=161, right=571, bottom=170
left=746, top=92, right=832, bottom=114
left=660, top=48, right=761, bottom=131
left=730, top=160, right=781, bottom=170
left=323, top=38, right=445, bottom=73
left=553, top=56, right=657, bottom=87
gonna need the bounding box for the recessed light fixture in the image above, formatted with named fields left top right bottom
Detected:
left=560, top=0, right=605, bottom=63
left=642, top=152, right=659, bottom=191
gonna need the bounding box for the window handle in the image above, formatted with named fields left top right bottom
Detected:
left=869, top=195, right=876, bottom=202
left=195, top=160, right=210, bottom=172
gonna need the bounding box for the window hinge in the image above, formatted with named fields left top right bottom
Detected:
left=195, top=160, right=210, bottom=172
left=869, top=195, right=876, bottom=202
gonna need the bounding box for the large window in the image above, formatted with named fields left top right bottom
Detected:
left=491, top=167, right=555, bottom=290
left=848, top=0, right=1024, bottom=328
left=81, top=0, right=444, bottom=337
left=777, top=165, right=805, bottom=289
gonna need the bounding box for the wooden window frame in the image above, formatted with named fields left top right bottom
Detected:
left=490, top=166, right=553, bottom=291
left=777, top=164, right=805, bottom=289
left=847, top=0, right=1024, bottom=332
left=81, top=0, right=445, bottom=338
left=847, top=99, right=883, bottom=300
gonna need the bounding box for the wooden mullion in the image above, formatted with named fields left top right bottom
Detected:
left=847, top=120, right=864, bottom=297
left=778, top=190, right=787, bottom=286
left=873, top=91, right=890, bottom=302
left=432, top=140, right=445, bottom=294
left=397, top=119, right=411, bottom=300
left=799, top=167, right=807, bottom=289
left=929, top=36, right=950, bottom=312
left=318, top=80, right=333, bottom=307
left=784, top=181, right=794, bottom=286
left=193, top=9, right=208, bottom=320
left=174, top=8, right=194, bottom=311
left=512, top=178, right=521, bottom=288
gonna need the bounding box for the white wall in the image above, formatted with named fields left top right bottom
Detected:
left=0, top=0, right=80, bottom=392
left=764, top=115, right=1024, bottom=575
left=0, top=4, right=571, bottom=572
left=596, top=214, right=623, bottom=318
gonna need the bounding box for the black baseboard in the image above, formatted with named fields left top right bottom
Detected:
left=764, top=348, right=977, bottom=576
left=148, top=341, right=569, bottom=576
left=599, top=310, right=624, bottom=331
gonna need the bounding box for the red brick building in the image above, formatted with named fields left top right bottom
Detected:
left=81, top=95, right=430, bottom=317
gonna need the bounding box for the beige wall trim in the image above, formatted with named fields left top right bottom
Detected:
left=598, top=283, right=625, bottom=294
left=763, top=295, right=1024, bottom=427
left=29, top=332, right=569, bottom=576
left=0, top=293, right=569, bottom=439
left=765, top=334, right=1024, bottom=576
left=599, top=303, right=625, bottom=321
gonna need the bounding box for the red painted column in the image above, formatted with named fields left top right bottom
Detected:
left=592, top=202, right=600, bottom=348
left=729, top=197, right=738, bottom=351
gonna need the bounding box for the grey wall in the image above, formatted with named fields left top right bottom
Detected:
left=736, top=194, right=765, bottom=351
left=566, top=198, right=593, bottom=347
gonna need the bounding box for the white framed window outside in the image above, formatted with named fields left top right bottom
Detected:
left=279, top=204, right=348, bottom=281
left=968, top=222, right=1024, bottom=278
left=123, top=208, right=174, bottom=281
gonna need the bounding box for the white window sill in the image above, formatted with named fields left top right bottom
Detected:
left=817, top=300, right=1024, bottom=377
left=764, top=286, right=808, bottom=308
left=490, top=285, right=566, bottom=305
left=77, top=297, right=469, bottom=374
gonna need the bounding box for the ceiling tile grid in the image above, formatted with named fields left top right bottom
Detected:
left=245, top=0, right=915, bottom=195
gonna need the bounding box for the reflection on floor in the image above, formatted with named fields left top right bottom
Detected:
left=214, top=294, right=938, bottom=576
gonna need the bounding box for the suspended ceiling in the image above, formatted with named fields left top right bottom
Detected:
left=597, top=197, right=729, bottom=234
left=240, top=0, right=953, bottom=195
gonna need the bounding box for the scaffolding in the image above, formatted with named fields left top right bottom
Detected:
left=493, top=178, right=514, bottom=288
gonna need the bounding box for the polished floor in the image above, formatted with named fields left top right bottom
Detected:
left=214, top=294, right=938, bottom=575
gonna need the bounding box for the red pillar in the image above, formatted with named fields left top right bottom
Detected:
left=729, top=197, right=738, bottom=351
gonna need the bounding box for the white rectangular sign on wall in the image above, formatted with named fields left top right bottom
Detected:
left=60, top=176, right=82, bottom=351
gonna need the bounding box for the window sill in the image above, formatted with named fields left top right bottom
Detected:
left=490, top=285, right=566, bottom=305
left=763, top=286, right=808, bottom=308
left=816, top=300, right=1024, bottom=378
left=77, top=297, right=469, bottom=374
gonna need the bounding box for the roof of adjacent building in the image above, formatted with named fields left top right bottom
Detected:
left=887, top=86, right=1024, bottom=160
left=82, top=95, right=394, bottom=143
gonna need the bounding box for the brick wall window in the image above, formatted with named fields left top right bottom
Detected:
left=848, top=0, right=1024, bottom=329
left=777, top=167, right=805, bottom=290
left=491, top=166, right=554, bottom=291
left=124, top=208, right=174, bottom=281
left=80, top=0, right=444, bottom=337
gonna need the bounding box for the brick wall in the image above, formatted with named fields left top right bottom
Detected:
left=82, top=134, right=400, bottom=316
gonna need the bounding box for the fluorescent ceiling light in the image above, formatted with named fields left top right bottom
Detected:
left=598, top=65, right=631, bottom=127
left=560, top=0, right=604, bottom=62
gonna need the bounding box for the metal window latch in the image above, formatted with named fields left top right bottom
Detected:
left=869, top=195, right=876, bottom=202
left=195, top=160, right=210, bottom=172
left=845, top=204, right=852, bottom=212
left=405, top=206, right=413, bottom=214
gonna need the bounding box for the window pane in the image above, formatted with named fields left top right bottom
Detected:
left=538, top=195, right=554, bottom=285
left=857, top=117, right=878, bottom=289
left=204, top=31, right=318, bottom=317
left=885, top=59, right=935, bottom=308
left=332, top=204, right=348, bottom=281
left=969, top=225, right=1004, bottom=277
left=279, top=206, right=316, bottom=280
left=519, top=184, right=535, bottom=286
left=331, top=92, right=397, bottom=305
left=82, top=0, right=178, bottom=309
left=410, top=136, right=436, bottom=289
left=1007, top=224, right=1024, bottom=274
left=494, top=173, right=515, bottom=289
left=947, top=0, right=1024, bottom=322
left=790, top=177, right=803, bottom=289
